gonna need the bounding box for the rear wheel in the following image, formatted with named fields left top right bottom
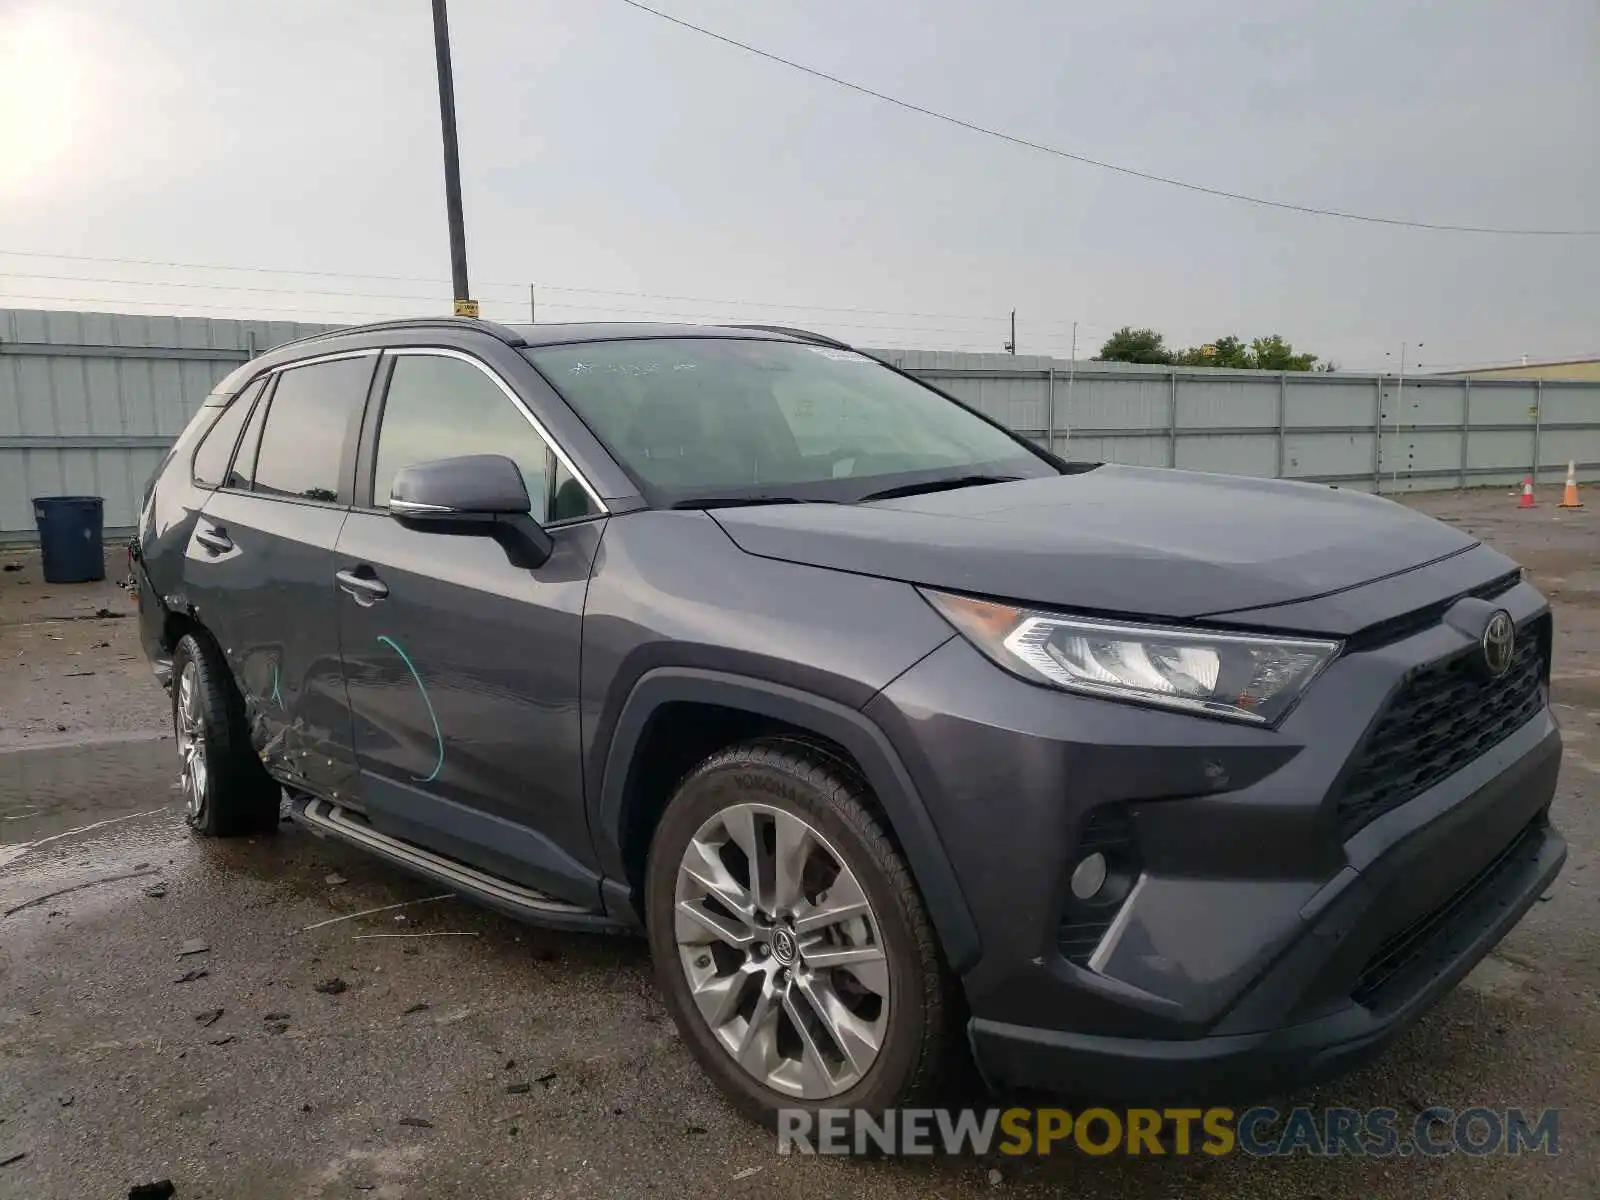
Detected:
left=171, top=631, right=279, bottom=837
left=645, top=740, right=958, bottom=1125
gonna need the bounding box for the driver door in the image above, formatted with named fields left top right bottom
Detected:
left=333, top=348, right=606, bottom=906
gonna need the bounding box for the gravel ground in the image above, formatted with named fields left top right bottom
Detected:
left=1, top=491, right=1597, bottom=1199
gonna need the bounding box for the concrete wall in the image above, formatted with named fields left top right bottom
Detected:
left=4, top=308, right=1599, bottom=543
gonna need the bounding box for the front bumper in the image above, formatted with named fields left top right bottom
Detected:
left=866, top=574, right=1564, bottom=1101
left=970, top=790, right=1564, bottom=1103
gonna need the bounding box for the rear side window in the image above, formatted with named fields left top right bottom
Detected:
left=372, top=353, right=579, bottom=520
left=189, top=379, right=264, bottom=488
left=253, top=356, right=375, bottom=503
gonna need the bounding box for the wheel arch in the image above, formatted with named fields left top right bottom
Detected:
left=594, top=668, right=981, bottom=973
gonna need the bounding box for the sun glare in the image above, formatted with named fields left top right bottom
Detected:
left=0, top=7, right=90, bottom=203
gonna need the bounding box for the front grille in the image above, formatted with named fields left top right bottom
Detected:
left=1334, top=616, right=1548, bottom=838
left=1351, top=816, right=1544, bottom=1008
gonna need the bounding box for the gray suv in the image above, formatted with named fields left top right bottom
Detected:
left=133, top=317, right=1565, bottom=1123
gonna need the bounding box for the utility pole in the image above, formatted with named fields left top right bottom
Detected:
left=1004, top=309, right=1016, bottom=355
left=1064, top=320, right=1077, bottom=447
left=1384, top=341, right=1423, bottom=485
left=529, top=284, right=537, bottom=323
left=432, top=0, right=474, bottom=316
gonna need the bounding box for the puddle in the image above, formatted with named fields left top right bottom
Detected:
left=0, top=736, right=185, bottom=913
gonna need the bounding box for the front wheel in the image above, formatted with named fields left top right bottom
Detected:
left=645, top=740, right=959, bottom=1125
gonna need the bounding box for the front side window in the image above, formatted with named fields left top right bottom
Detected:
left=372, top=353, right=583, bottom=521
left=253, top=356, right=375, bottom=503
left=525, top=338, right=1053, bottom=504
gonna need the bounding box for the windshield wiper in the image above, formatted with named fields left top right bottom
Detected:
left=671, top=494, right=834, bottom=510
left=855, top=474, right=1022, bottom=503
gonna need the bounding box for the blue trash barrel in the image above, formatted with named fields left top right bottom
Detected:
left=32, top=496, right=106, bottom=584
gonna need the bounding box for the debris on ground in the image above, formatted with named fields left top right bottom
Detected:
left=505, top=1083, right=532, bottom=1095
left=58, top=1095, right=73, bottom=1108
left=403, top=1002, right=430, bottom=1015
left=263, top=1011, right=290, bottom=1021
left=265, top=1022, right=289, bottom=1035
left=300, top=893, right=452, bottom=931
left=324, top=873, right=347, bottom=886
left=127, top=1182, right=175, bottom=1199
left=536, top=1071, right=557, bottom=1086
left=1, top=563, right=21, bottom=572
left=732, top=1166, right=763, bottom=1182
left=143, top=884, right=167, bottom=899
left=175, top=940, right=209, bottom=957
left=314, top=977, right=348, bottom=995
left=0, top=1151, right=26, bottom=1167
left=208, top=1035, right=236, bottom=1046
left=173, top=968, right=208, bottom=984
left=398, top=1116, right=433, bottom=1129
left=3, top=869, right=162, bottom=918
left=194, top=1008, right=223, bottom=1027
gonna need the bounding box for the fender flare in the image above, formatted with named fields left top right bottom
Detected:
left=593, top=667, right=981, bottom=973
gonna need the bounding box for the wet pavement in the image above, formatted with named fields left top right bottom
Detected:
left=2, top=492, right=1599, bottom=1198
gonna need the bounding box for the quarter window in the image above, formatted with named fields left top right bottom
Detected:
left=190, top=379, right=264, bottom=489
left=228, top=377, right=272, bottom=490
left=253, top=356, right=375, bottom=503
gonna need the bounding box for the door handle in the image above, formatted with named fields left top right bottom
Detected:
left=336, top=567, right=389, bottom=604
left=195, top=524, right=233, bottom=554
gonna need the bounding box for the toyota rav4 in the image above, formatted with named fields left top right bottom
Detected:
left=132, top=317, right=1565, bottom=1123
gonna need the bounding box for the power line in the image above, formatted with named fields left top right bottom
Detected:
left=0, top=290, right=1035, bottom=343
left=0, top=278, right=1025, bottom=338
left=614, top=0, right=1599, bottom=238
left=0, top=250, right=1022, bottom=323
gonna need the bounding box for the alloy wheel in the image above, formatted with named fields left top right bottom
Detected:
left=673, top=802, right=890, bottom=1100
left=175, top=659, right=208, bottom=818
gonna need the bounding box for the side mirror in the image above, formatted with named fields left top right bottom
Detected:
left=390, top=453, right=532, bottom=519
left=389, top=454, right=552, bottom=567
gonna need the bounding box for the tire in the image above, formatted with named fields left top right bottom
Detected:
left=171, top=630, right=279, bottom=837
left=645, top=739, right=959, bottom=1126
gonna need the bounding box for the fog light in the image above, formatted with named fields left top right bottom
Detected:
left=1070, top=852, right=1108, bottom=900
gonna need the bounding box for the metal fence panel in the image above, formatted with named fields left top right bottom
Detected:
left=1, top=309, right=337, bottom=541
left=4, top=313, right=1599, bottom=544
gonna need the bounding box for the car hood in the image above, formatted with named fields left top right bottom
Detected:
left=709, top=466, right=1480, bottom=620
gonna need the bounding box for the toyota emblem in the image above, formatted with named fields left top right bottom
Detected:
left=1481, top=610, right=1516, bottom=679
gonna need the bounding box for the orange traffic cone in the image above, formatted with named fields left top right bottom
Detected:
left=1519, top=476, right=1536, bottom=509
left=1560, top=461, right=1583, bottom=509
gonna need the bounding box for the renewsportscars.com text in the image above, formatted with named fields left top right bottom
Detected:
left=777, top=1106, right=1560, bottom=1158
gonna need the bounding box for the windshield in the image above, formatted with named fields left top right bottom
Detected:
left=525, top=338, right=1056, bottom=505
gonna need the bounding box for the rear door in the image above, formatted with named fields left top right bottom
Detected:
left=333, top=347, right=607, bottom=904
left=185, top=351, right=379, bottom=802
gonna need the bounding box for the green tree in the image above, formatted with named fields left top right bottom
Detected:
left=1097, top=327, right=1172, bottom=364
left=1175, top=335, right=1254, bottom=368
left=1250, top=334, right=1319, bottom=371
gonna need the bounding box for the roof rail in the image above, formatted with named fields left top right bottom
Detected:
left=725, top=324, right=855, bottom=351
left=263, top=315, right=528, bottom=356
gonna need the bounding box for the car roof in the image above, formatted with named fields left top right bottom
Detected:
left=509, top=321, right=820, bottom=348
left=206, top=318, right=853, bottom=401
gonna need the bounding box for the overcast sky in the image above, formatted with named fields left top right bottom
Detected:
left=1, top=0, right=1595, bottom=368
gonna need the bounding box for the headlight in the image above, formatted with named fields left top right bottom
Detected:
left=922, top=589, right=1341, bottom=725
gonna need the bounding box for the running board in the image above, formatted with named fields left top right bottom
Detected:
left=292, top=796, right=592, bottom=918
